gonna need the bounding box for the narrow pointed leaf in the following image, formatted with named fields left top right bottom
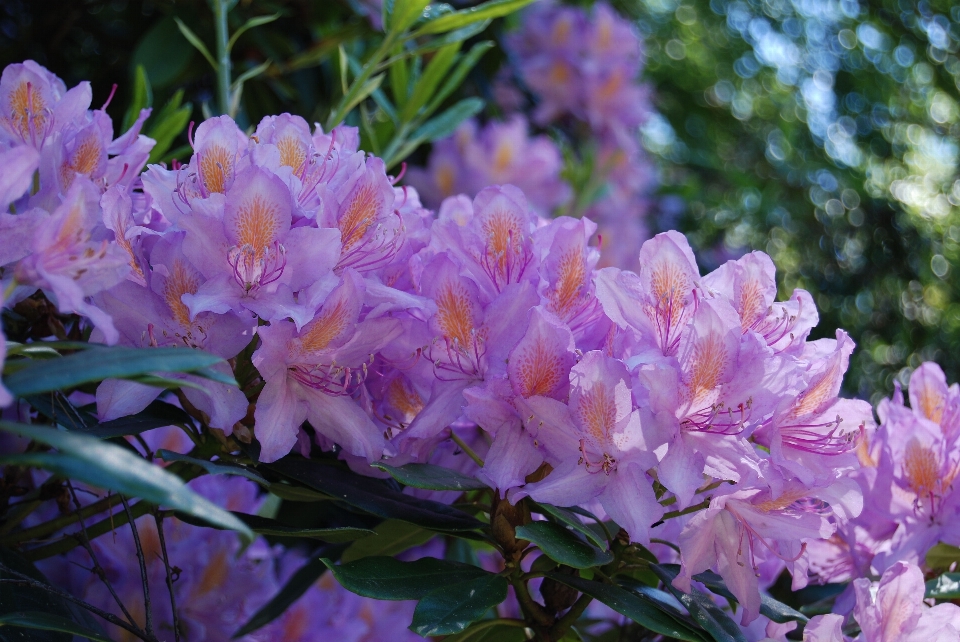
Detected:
left=0, top=422, right=253, bottom=542
left=372, top=462, right=487, bottom=491
left=409, top=97, right=483, bottom=143
left=535, top=502, right=609, bottom=550
left=342, top=519, right=433, bottom=562
left=543, top=573, right=707, bottom=642
left=173, top=510, right=374, bottom=542
left=515, top=522, right=613, bottom=569
left=411, top=574, right=509, bottom=636
left=413, top=0, right=535, bottom=36
left=267, top=457, right=483, bottom=531
left=4, top=346, right=228, bottom=397
left=157, top=450, right=269, bottom=486
left=174, top=18, right=217, bottom=70
left=0, top=612, right=114, bottom=642
left=650, top=564, right=745, bottom=642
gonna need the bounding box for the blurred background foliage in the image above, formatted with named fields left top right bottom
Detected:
left=2, top=0, right=958, bottom=400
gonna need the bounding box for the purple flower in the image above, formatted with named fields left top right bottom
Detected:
left=0, top=60, right=91, bottom=149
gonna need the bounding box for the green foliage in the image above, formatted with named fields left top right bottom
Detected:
left=514, top=522, right=614, bottom=569
left=0, top=612, right=113, bottom=642
left=323, top=556, right=493, bottom=600
left=372, top=462, right=489, bottom=490
left=410, top=574, right=509, bottom=635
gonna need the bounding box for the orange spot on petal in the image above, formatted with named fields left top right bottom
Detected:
left=435, top=282, right=475, bottom=347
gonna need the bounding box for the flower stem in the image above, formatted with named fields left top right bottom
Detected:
left=212, top=0, right=232, bottom=116
left=450, top=429, right=484, bottom=467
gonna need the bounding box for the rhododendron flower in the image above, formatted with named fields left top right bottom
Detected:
left=406, top=116, right=570, bottom=215
left=0, top=290, right=10, bottom=408
left=0, top=60, right=91, bottom=149
left=513, top=351, right=666, bottom=544
left=13, top=178, right=130, bottom=343
left=252, top=270, right=404, bottom=462
left=674, top=480, right=862, bottom=625
left=0, top=143, right=39, bottom=209
left=805, top=561, right=960, bottom=641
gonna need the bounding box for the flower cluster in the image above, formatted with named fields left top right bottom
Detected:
left=0, top=59, right=875, bottom=631
left=804, top=362, right=960, bottom=587
left=404, top=115, right=569, bottom=216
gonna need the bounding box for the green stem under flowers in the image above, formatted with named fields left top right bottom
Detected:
left=549, top=592, right=593, bottom=640
left=450, top=429, right=484, bottom=467
left=212, top=0, right=232, bottom=116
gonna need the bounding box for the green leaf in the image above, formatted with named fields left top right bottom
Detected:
left=174, top=18, right=217, bottom=71
left=407, top=20, right=492, bottom=57
left=650, top=564, right=745, bottom=642
left=401, top=42, right=461, bottom=122
left=342, top=519, right=434, bottom=563
left=413, top=0, right=535, bottom=36
left=515, top=522, right=613, bottom=569
left=617, top=578, right=697, bottom=627
left=926, top=573, right=960, bottom=600
left=388, top=0, right=430, bottom=33
left=83, top=402, right=192, bottom=439
left=926, top=543, right=960, bottom=570
left=227, top=13, right=281, bottom=52
left=411, top=574, right=509, bottom=636
left=340, top=73, right=385, bottom=119
left=131, top=17, right=193, bottom=88
left=443, top=620, right=527, bottom=642
left=543, top=573, right=707, bottom=642
left=388, top=45, right=410, bottom=108
left=233, top=557, right=328, bottom=637
left=535, top=502, right=609, bottom=551
left=174, top=510, right=374, bottom=543
left=372, top=462, right=487, bottom=491
left=408, top=97, right=483, bottom=144
left=0, top=549, right=86, bottom=642
left=0, top=422, right=253, bottom=542
left=0, top=612, right=114, bottom=642
left=266, top=457, right=483, bottom=532
left=324, top=556, right=491, bottom=600
left=4, top=347, right=230, bottom=398
left=266, top=483, right=330, bottom=503
left=421, top=43, right=492, bottom=117
left=146, top=90, right=191, bottom=164
left=121, top=65, right=152, bottom=132
left=157, top=450, right=269, bottom=486
left=691, top=568, right=807, bottom=624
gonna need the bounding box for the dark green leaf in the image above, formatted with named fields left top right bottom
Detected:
left=535, top=502, right=609, bottom=551
left=421, top=44, right=492, bottom=117
left=324, top=556, right=491, bottom=600
left=157, top=450, right=269, bottom=486
left=85, top=402, right=192, bottom=439
left=267, top=457, right=483, bottom=532
left=692, top=568, right=807, bottom=624
left=131, top=17, right=193, bottom=88
left=443, top=620, right=527, bottom=642
left=233, top=557, right=328, bottom=637
left=121, top=65, right=151, bottom=132
left=515, top=522, right=613, bottom=569
left=371, top=462, right=487, bottom=491
left=0, top=422, right=253, bottom=542
left=650, top=564, right=745, bottom=642
left=407, top=21, right=492, bottom=56
left=146, top=90, right=191, bottom=164
left=413, top=0, right=535, bottom=36
left=174, top=18, right=216, bottom=70
left=0, top=612, right=114, bottom=642
left=543, top=573, right=707, bottom=642
left=401, top=42, right=461, bottom=122
left=4, top=347, right=229, bottom=397
left=926, top=573, right=960, bottom=600
left=174, top=510, right=374, bottom=543
left=411, top=574, right=509, bottom=636
left=617, top=578, right=695, bottom=625
left=342, top=519, right=434, bottom=563
left=266, top=483, right=330, bottom=503
left=227, top=13, right=281, bottom=51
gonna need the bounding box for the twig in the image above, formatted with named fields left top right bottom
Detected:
left=67, top=481, right=138, bottom=629
left=121, top=496, right=153, bottom=637
left=450, top=429, right=484, bottom=467
left=154, top=512, right=181, bottom=642
left=549, top=592, right=593, bottom=640
left=212, top=0, right=232, bottom=116
left=0, top=563, right=157, bottom=642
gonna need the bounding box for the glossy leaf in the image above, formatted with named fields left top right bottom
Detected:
left=157, top=450, right=269, bottom=486
left=926, top=543, right=960, bottom=570
left=4, top=347, right=231, bottom=397
left=341, top=519, right=434, bottom=563
left=401, top=42, right=461, bottom=122
left=371, top=462, right=488, bottom=491
left=0, top=422, right=253, bottom=542
left=413, top=0, right=535, bottom=36
left=267, top=457, right=483, bottom=532
left=408, top=97, right=484, bottom=143
left=544, top=573, right=707, bottom=642
left=411, top=574, right=509, bottom=636
left=693, top=568, right=807, bottom=624
left=926, top=573, right=960, bottom=600
left=173, top=509, right=374, bottom=542
left=515, top=522, right=613, bottom=569
left=421, top=44, right=492, bottom=116
left=0, top=612, right=114, bottom=642
left=650, top=564, right=745, bottom=642
left=535, top=502, right=609, bottom=551
left=233, top=557, right=329, bottom=637
left=443, top=620, right=527, bottom=642
left=389, top=0, right=430, bottom=33
left=324, top=556, right=491, bottom=601
left=84, top=402, right=192, bottom=439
